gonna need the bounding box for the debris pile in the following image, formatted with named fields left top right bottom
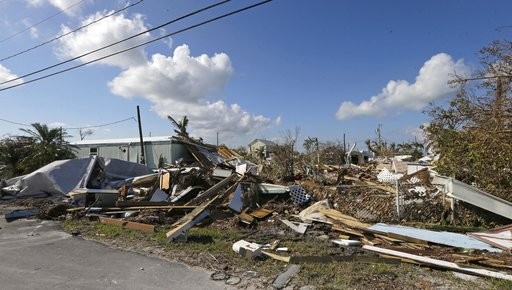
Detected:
left=2, top=133, right=512, bottom=287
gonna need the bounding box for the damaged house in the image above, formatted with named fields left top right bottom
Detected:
left=248, top=139, right=276, bottom=160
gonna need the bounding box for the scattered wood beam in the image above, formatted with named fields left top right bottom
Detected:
left=363, top=245, right=512, bottom=281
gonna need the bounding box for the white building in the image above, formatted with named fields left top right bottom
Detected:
left=247, top=139, right=277, bottom=159
left=71, top=136, right=189, bottom=169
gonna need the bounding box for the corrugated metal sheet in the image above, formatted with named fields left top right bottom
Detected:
left=369, top=223, right=501, bottom=252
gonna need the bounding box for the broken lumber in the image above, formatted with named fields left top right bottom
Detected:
left=343, top=176, right=396, bottom=193
left=363, top=245, right=512, bottom=281
left=165, top=197, right=217, bottom=242
left=166, top=176, right=240, bottom=242
left=67, top=205, right=196, bottom=212
left=185, top=173, right=237, bottom=205
left=261, top=251, right=291, bottom=263
left=320, top=209, right=371, bottom=229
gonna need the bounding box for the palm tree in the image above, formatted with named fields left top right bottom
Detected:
left=17, top=123, right=76, bottom=173
left=167, top=115, right=189, bottom=137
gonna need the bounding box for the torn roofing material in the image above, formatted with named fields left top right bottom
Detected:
left=1, top=156, right=153, bottom=197
left=468, top=225, right=512, bottom=252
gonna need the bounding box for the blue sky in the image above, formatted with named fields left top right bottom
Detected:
left=0, top=0, right=510, bottom=149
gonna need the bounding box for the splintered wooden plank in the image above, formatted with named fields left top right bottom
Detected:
left=319, top=209, right=371, bottom=229
left=363, top=245, right=512, bottom=281
left=331, top=226, right=365, bottom=237
left=374, top=233, right=404, bottom=243
left=165, top=197, right=217, bottom=242
left=99, top=217, right=155, bottom=233
left=239, top=208, right=255, bottom=225
left=361, top=237, right=382, bottom=246
left=249, top=208, right=274, bottom=219
left=261, top=251, right=291, bottom=263
left=289, top=255, right=400, bottom=264
left=185, top=173, right=237, bottom=205
left=96, top=205, right=196, bottom=211
left=160, top=172, right=171, bottom=191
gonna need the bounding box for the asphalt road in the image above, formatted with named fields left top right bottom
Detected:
left=0, top=207, right=234, bottom=290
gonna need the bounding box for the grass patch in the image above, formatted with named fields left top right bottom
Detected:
left=60, top=219, right=511, bottom=289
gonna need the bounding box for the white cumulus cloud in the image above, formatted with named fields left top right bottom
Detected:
left=336, top=53, right=470, bottom=120
left=27, top=0, right=84, bottom=16
left=0, top=65, right=24, bottom=89
left=109, top=44, right=277, bottom=140
left=55, top=11, right=150, bottom=68
left=30, top=27, right=38, bottom=38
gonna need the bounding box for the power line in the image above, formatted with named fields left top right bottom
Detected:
left=1, top=0, right=232, bottom=86
left=0, top=116, right=136, bottom=130
left=0, top=0, right=273, bottom=92
left=0, top=0, right=87, bottom=44
left=0, top=0, right=143, bottom=63
left=66, top=117, right=136, bottom=129
left=0, top=118, right=31, bottom=127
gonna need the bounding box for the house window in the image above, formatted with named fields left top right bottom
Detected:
left=89, top=147, right=98, bottom=156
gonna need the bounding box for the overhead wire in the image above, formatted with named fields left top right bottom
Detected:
left=0, top=0, right=272, bottom=92
left=0, top=0, right=144, bottom=63
left=0, top=116, right=136, bottom=130
left=1, top=0, right=232, bottom=86
left=0, top=0, right=87, bottom=44
left=65, top=117, right=136, bottom=130
left=0, top=118, right=31, bottom=127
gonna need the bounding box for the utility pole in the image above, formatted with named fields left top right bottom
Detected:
left=343, top=133, right=346, bottom=152
left=314, top=137, right=319, bottom=165
left=136, top=105, right=145, bottom=165
left=376, top=124, right=382, bottom=148
left=343, top=133, right=346, bottom=165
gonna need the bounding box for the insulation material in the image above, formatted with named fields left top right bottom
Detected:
left=377, top=168, right=403, bottom=184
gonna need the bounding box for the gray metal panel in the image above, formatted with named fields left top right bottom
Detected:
left=369, top=223, right=500, bottom=252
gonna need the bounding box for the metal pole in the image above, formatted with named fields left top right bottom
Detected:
left=137, top=105, right=145, bottom=165
left=343, top=133, right=346, bottom=153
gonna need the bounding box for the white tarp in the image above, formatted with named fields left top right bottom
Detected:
left=2, top=156, right=152, bottom=197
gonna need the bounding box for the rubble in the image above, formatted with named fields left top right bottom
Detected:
left=2, top=132, right=512, bottom=287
